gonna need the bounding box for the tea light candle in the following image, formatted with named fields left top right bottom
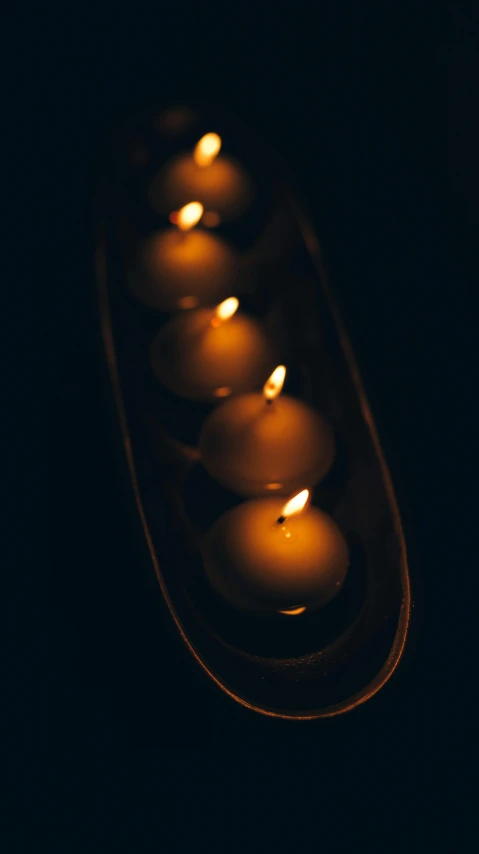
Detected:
left=150, top=297, right=275, bottom=402
left=202, top=490, right=349, bottom=612
left=199, top=366, right=335, bottom=496
left=148, top=133, right=254, bottom=222
left=128, top=202, right=239, bottom=312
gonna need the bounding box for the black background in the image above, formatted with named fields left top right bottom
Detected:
left=16, top=0, right=477, bottom=835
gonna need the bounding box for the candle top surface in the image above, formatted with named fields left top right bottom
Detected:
left=151, top=308, right=275, bottom=401
left=204, top=498, right=349, bottom=608
left=143, top=227, right=236, bottom=273
left=149, top=152, right=254, bottom=219
left=200, top=391, right=335, bottom=484
left=130, top=228, right=238, bottom=312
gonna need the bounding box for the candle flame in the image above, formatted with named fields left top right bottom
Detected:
left=213, top=297, right=239, bottom=323
left=193, top=133, right=222, bottom=167
left=263, top=365, right=286, bottom=401
left=176, top=201, right=204, bottom=231
left=280, top=489, right=310, bottom=520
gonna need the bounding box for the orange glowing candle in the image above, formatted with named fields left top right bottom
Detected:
left=128, top=201, right=239, bottom=312
left=202, top=489, right=350, bottom=613
left=150, top=297, right=275, bottom=402
left=148, top=132, right=254, bottom=222
left=199, top=366, right=335, bottom=496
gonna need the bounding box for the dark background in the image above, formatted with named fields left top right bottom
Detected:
left=29, top=0, right=476, bottom=818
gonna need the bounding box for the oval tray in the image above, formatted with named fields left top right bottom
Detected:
left=94, top=103, right=411, bottom=719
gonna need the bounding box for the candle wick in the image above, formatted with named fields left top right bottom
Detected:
left=276, top=514, right=286, bottom=525
left=265, top=397, right=273, bottom=405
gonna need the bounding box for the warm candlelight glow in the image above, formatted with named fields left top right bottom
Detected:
left=211, top=296, right=239, bottom=326
left=263, top=365, right=286, bottom=401
left=193, top=133, right=222, bottom=167
left=279, top=489, right=310, bottom=522
left=176, top=201, right=204, bottom=231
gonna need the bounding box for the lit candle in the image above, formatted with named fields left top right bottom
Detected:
left=148, top=133, right=254, bottom=222
left=150, top=297, right=275, bottom=402
left=202, top=489, right=350, bottom=613
left=199, top=366, right=335, bottom=496
left=128, top=202, right=239, bottom=312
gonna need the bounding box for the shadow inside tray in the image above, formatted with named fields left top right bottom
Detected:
left=143, top=375, right=214, bottom=449
left=183, top=463, right=244, bottom=532
left=115, top=286, right=172, bottom=341
left=316, top=428, right=352, bottom=513
left=181, top=531, right=368, bottom=660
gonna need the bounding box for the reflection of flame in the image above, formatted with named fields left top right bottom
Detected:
left=280, top=489, right=310, bottom=520
left=157, top=107, right=195, bottom=135
left=212, top=297, right=239, bottom=326
left=278, top=606, right=307, bottom=616
left=194, top=133, right=222, bottom=167
left=263, top=365, right=286, bottom=401
left=202, top=211, right=221, bottom=228
left=176, top=201, right=203, bottom=231
left=177, top=296, right=199, bottom=309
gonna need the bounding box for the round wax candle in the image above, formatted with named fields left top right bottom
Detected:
left=199, top=368, right=335, bottom=496
left=148, top=133, right=254, bottom=221
left=150, top=298, right=275, bottom=402
left=202, top=492, right=349, bottom=612
left=128, top=227, right=239, bottom=313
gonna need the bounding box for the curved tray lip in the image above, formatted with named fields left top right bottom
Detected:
left=95, top=171, right=412, bottom=722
